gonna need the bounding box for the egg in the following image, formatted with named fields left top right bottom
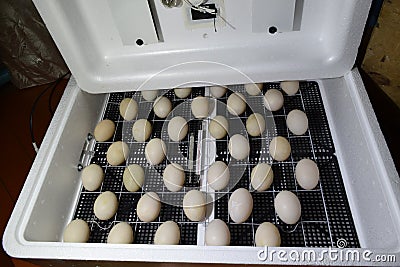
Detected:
left=142, top=90, right=159, bottom=101
left=210, top=86, right=227, bottom=98
left=245, top=83, right=263, bottom=96
left=274, top=191, right=301, bottom=224
left=123, top=164, right=145, bottom=192
left=132, top=119, right=152, bottom=142
left=137, top=192, right=161, bottom=222
left=205, top=219, right=230, bottom=246
left=286, top=109, right=308, bottom=135
left=269, top=136, right=291, bottom=161
left=295, top=159, right=319, bottom=190
left=106, top=141, right=130, bottom=166
left=246, top=113, right=266, bottom=137
left=163, top=163, right=185, bottom=192
left=191, top=96, right=209, bottom=119
left=168, top=116, right=188, bottom=142
left=280, top=81, right=299, bottom=95
left=153, top=96, right=172, bottom=118
left=227, top=92, right=246, bottom=116
left=107, top=222, right=134, bottom=244
left=250, top=163, right=273, bottom=191
left=154, top=221, right=180, bottom=245
left=93, top=191, right=118, bottom=220
left=207, top=161, right=230, bottom=190
left=183, top=190, right=206, bottom=221
left=209, top=115, right=229, bottom=139
left=119, top=98, right=138, bottom=121
left=264, top=89, right=284, bottom=111
left=63, top=219, right=90, bottom=243
left=174, top=87, right=192, bottom=98
left=228, top=188, right=253, bottom=223
left=255, top=222, right=281, bottom=247
left=145, top=138, right=167, bottom=165
left=228, top=134, right=250, bottom=160
left=93, top=119, right=115, bottom=142
left=81, top=164, right=104, bottom=191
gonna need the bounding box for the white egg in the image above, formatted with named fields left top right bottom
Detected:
left=246, top=113, right=266, bottom=137
left=227, top=92, right=246, bottom=116
left=174, top=87, right=192, bottom=98
left=191, top=96, right=209, bottom=119
left=168, top=116, right=188, bottom=142
left=145, top=138, right=167, bottom=165
left=106, top=141, right=130, bottom=166
left=137, top=192, right=161, bottom=222
left=94, top=119, right=115, bottom=142
left=228, top=188, right=253, bottom=223
left=228, top=134, right=250, bottom=160
left=107, top=222, right=134, bottom=244
left=153, top=96, right=172, bottom=118
left=209, top=115, right=229, bottom=139
left=123, top=164, right=145, bottom=192
left=63, top=219, right=90, bottom=243
left=163, top=163, right=185, bottom=192
left=264, top=89, right=284, bottom=111
left=81, top=164, right=104, bottom=191
left=183, top=190, right=206, bottom=221
left=207, top=161, right=230, bottom=190
left=210, top=86, right=227, bottom=98
left=132, top=119, right=152, bottom=142
left=251, top=163, right=273, bottom=191
left=255, top=222, right=281, bottom=247
left=119, top=98, right=138, bottom=121
left=295, top=159, right=319, bottom=190
left=280, top=81, right=299, bottom=96
left=142, top=90, right=159, bottom=101
left=245, top=83, right=263, bottom=96
left=269, top=136, right=291, bottom=161
left=274, top=191, right=301, bottom=224
left=205, top=219, right=230, bottom=246
left=154, top=221, right=180, bottom=245
left=93, top=191, right=118, bottom=220
left=286, top=109, right=308, bottom=135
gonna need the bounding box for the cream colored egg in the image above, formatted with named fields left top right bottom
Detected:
left=205, top=219, right=230, bottom=246
left=255, top=222, right=281, bottom=247
left=106, top=141, right=130, bottom=166
left=274, top=191, right=301, bottom=224
left=174, top=87, right=192, bottom=98
left=137, top=192, right=161, bottom=222
left=168, top=116, right=188, bottom=142
left=154, top=221, right=180, bottom=245
left=191, top=96, right=209, bottom=119
left=228, top=134, right=250, bottom=160
left=183, top=190, right=206, bottom=221
left=209, top=115, right=229, bottom=139
left=119, top=98, right=138, bottom=121
left=163, top=163, right=185, bottom=192
left=142, top=90, right=159, bottom=101
left=251, top=163, right=273, bottom=191
left=286, top=109, right=308, bottom=135
left=81, top=164, right=104, bottom=191
left=153, top=96, right=172, bottom=118
left=145, top=138, right=167, bottom=165
left=123, top=164, right=144, bottom=192
left=280, top=81, right=299, bottom=96
left=107, top=222, right=134, bottom=244
left=295, top=159, right=319, bottom=190
left=246, top=113, right=266, bottom=137
left=245, top=83, right=263, bottom=96
left=93, top=191, right=118, bottom=220
left=264, top=89, right=284, bottom=111
left=269, top=136, right=291, bottom=161
left=210, top=86, right=227, bottom=98
left=207, top=161, right=230, bottom=190
left=132, top=119, right=152, bottom=142
left=94, top=119, right=115, bottom=142
left=63, top=219, right=90, bottom=243
left=227, top=92, right=246, bottom=116
left=228, top=188, right=253, bottom=223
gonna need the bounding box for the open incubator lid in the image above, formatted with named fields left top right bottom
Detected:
left=33, top=0, right=372, bottom=93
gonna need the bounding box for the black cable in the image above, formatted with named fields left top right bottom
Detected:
left=48, top=72, right=70, bottom=114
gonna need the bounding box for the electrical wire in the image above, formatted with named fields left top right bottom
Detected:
left=48, top=72, right=69, bottom=114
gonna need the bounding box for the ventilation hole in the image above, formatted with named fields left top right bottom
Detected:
left=136, top=39, right=144, bottom=46
left=268, top=26, right=278, bottom=34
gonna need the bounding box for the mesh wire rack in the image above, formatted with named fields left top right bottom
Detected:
left=73, top=81, right=359, bottom=248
